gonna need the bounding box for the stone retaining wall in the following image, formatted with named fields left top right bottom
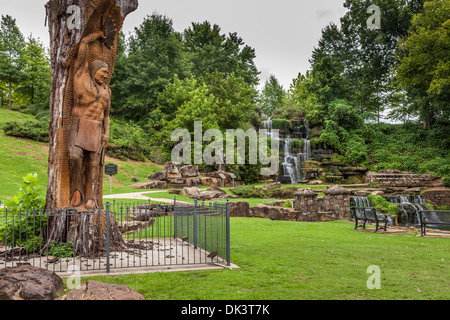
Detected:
left=229, top=185, right=352, bottom=222
left=424, top=188, right=450, bottom=207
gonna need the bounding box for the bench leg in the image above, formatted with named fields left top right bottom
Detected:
left=422, top=224, right=427, bottom=236
left=355, top=218, right=359, bottom=230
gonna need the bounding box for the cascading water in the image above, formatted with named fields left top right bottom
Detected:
left=350, top=196, right=371, bottom=208
left=263, top=119, right=312, bottom=184
left=388, top=195, right=427, bottom=226
left=263, top=120, right=275, bottom=139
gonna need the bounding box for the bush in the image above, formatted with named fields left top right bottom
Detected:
left=230, top=186, right=265, bottom=198
left=282, top=200, right=293, bottom=208
left=2, top=120, right=49, bottom=142
left=230, top=185, right=297, bottom=199
left=22, top=235, right=45, bottom=253
left=443, top=176, right=450, bottom=188
left=45, top=240, right=74, bottom=258
left=368, top=195, right=399, bottom=216
left=108, top=118, right=152, bottom=161
left=271, top=119, right=291, bottom=131
left=0, top=173, right=47, bottom=246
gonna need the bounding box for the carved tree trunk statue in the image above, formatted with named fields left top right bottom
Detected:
left=44, top=0, right=138, bottom=256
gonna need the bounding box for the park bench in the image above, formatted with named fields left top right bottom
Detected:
left=351, top=206, right=389, bottom=232
left=417, top=209, right=450, bottom=237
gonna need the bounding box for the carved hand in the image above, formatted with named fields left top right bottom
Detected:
left=102, top=134, right=110, bottom=146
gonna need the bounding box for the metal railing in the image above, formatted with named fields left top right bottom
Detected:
left=0, top=198, right=231, bottom=274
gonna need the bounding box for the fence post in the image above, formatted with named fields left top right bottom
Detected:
left=106, top=202, right=110, bottom=274
left=194, top=198, right=198, bottom=249
left=173, top=196, right=177, bottom=239
left=226, top=199, right=231, bottom=266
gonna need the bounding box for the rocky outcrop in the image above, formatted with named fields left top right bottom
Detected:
left=180, top=187, right=202, bottom=199
left=57, top=281, right=145, bottom=300
left=0, top=266, right=64, bottom=300
left=228, top=202, right=250, bottom=217
left=180, top=187, right=231, bottom=201
left=180, top=165, right=199, bottom=178
left=130, top=180, right=167, bottom=190
left=141, top=163, right=236, bottom=190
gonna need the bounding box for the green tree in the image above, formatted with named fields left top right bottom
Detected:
left=183, top=21, right=260, bottom=86
left=20, top=36, right=51, bottom=119
left=257, top=75, right=286, bottom=118
left=396, top=0, right=450, bottom=129
left=111, top=13, right=191, bottom=121
left=158, top=72, right=257, bottom=133
left=309, top=1, right=424, bottom=122
left=0, top=15, right=26, bottom=110
left=339, top=0, right=424, bottom=122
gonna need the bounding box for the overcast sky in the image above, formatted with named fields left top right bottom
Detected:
left=1, top=0, right=348, bottom=90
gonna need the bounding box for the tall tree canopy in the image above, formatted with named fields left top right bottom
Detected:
left=396, top=0, right=450, bottom=129
left=0, top=15, right=26, bottom=110
left=183, top=21, right=260, bottom=86
left=309, top=0, right=425, bottom=122
left=257, top=75, right=286, bottom=118
left=110, top=13, right=191, bottom=121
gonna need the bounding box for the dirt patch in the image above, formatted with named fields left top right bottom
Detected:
left=14, top=152, right=28, bottom=157
left=416, top=233, right=450, bottom=239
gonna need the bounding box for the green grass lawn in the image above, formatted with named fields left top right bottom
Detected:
left=2, top=107, right=449, bottom=301
left=65, top=218, right=450, bottom=300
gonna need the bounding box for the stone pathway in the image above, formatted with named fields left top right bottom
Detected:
left=103, top=191, right=191, bottom=205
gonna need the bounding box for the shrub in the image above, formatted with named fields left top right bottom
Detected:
left=22, top=235, right=45, bottom=253
left=230, top=185, right=297, bottom=199
left=368, top=195, right=399, bottom=216
left=108, top=118, right=152, bottom=161
left=230, top=186, right=265, bottom=198
left=443, top=176, right=450, bottom=188
left=271, top=119, right=291, bottom=131
left=45, top=240, right=74, bottom=258
left=282, top=200, right=293, bottom=208
left=0, top=173, right=47, bottom=246
left=2, top=120, right=49, bottom=142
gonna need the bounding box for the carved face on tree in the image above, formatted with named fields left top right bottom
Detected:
left=90, top=60, right=109, bottom=86
left=94, top=67, right=109, bottom=85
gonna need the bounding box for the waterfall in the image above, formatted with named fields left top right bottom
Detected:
left=350, top=196, right=371, bottom=208
left=263, top=120, right=274, bottom=139
left=350, top=196, right=371, bottom=221
left=389, top=195, right=426, bottom=226
left=262, top=119, right=312, bottom=184
left=281, top=137, right=302, bottom=184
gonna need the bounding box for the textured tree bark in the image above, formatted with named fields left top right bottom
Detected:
left=44, top=0, right=138, bottom=256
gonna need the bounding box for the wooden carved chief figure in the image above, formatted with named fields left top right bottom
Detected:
left=45, top=0, right=138, bottom=212
left=70, top=32, right=111, bottom=209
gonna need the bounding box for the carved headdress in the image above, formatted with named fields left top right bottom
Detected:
left=90, top=60, right=109, bottom=98
left=90, top=60, right=109, bottom=79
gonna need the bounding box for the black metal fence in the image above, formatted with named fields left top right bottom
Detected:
left=0, top=198, right=231, bottom=274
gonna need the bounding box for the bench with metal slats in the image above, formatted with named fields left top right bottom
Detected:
left=351, top=206, right=389, bottom=232
left=417, top=210, right=450, bottom=236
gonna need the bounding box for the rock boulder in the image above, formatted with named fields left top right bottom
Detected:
left=57, top=281, right=145, bottom=300
left=0, top=266, right=64, bottom=300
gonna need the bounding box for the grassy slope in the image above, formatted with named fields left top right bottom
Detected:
left=0, top=106, right=163, bottom=200
left=75, top=218, right=450, bottom=300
